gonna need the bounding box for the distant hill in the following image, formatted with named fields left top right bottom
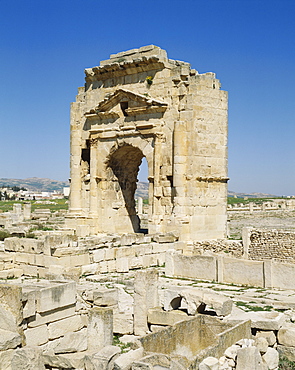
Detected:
left=135, top=181, right=149, bottom=198
left=0, top=178, right=69, bottom=192
left=0, top=178, right=282, bottom=199
left=228, top=190, right=279, bottom=198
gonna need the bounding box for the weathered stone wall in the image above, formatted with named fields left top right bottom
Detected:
left=166, top=249, right=295, bottom=290
left=0, top=233, right=179, bottom=279
left=192, top=239, right=243, bottom=257
left=243, top=228, right=295, bottom=262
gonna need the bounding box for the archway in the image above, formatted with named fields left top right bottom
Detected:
left=107, top=144, right=145, bottom=233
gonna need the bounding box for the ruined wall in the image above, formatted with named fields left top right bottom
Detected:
left=66, top=45, right=228, bottom=241
left=243, top=228, right=295, bottom=262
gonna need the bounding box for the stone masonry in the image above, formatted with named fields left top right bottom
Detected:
left=65, top=45, right=228, bottom=241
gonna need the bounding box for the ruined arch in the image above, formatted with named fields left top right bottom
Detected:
left=67, top=46, right=228, bottom=240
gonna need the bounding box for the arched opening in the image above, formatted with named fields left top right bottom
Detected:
left=107, top=144, right=145, bottom=233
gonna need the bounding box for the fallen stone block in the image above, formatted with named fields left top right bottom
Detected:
left=262, top=347, right=279, bottom=370
left=114, top=348, right=144, bottom=370
left=255, top=330, right=277, bottom=346
left=54, top=328, right=87, bottom=354
left=254, top=337, right=269, bottom=354
left=0, top=349, right=13, bottom=370
left=0, top=329, right=22, bottom=351
left=11, top=346, right=45, bottom=370
left=84, top=345, right=121, bottom=370
left=0, top=303, right=18, bottom=332
left=236, top=346, right=266, bottom=370
left=277, top=344, right=295, bottom=362
left=199, top=356, right=219, bottom=370
left=225, top=309, right=285, bottom=330
left=278, top=326, right=295, bottom=347
left=43, top=351, right=86, bottom=369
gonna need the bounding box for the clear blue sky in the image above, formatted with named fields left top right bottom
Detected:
left=1, top=0, right=294, bottom=195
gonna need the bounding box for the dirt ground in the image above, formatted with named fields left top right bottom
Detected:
left=228, top=209, right=295, bottom=239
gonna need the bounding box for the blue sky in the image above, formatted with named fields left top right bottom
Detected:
left=0, top=0, right=294, bottom=195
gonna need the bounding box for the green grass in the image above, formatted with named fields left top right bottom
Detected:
left=279, top=356, right=295, bottom=369
left=0, top=199, right=68, bottom=213
left=236, top=301, right=273, bottom=312
left=227, top=197, right=280, bottom=205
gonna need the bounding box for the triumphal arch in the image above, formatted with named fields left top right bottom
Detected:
left=66, top=45, right=228, bottom=241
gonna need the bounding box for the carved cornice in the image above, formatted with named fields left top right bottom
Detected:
left=85, top=56, right=165, bottom=81
left=195, top=176, right=229, bottom=183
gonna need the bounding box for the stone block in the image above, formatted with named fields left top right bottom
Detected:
left=84, top=345, right=121, bottom=370
left=113, top=287, right=134, bottom=334
left=54, top=328, right=87, bottom=354
left=15, top=252, right=35, bottom=265
left=48, top=315, right=84, bottom=340
left=36, top=282, right=76, bottom=313
left=278, top=326, right=295, bottom=347
left=165, top=251, right=217, bottom=281
left=22, top=289, right=36, bottom=319
left=0, top=329, right=22, bottom=350
left=25, top=325, right=49, bottom=346
left=87, top=307, right=113, bottom=352
left=114, top=348, right=144, bottom=370
left=27, top=304, right=76, bottom=328
left=254, top=337, right=268, bottom=354
left=107, top=259, right=116, bottom=272
left=134, top=269, right=158, bottom=336
left=93, top=288, right=118, bottom=306
left=256, top=330, right=276, bottom=346
left=0, top=303, right=19, bottom=332
left=11, top=347, right=45, bottom=370
left=262, top=347, right=279, bottom=370
left=116, top=257, right=129, bottom=272
left=222, top=257, right=264, bottom=287
left=0, top=284, right=23, bottom=327
left=199, top=357, right=219, bottom=370
left=92, top=248, right=105, bottom=263
left=0, top=349, right=13, bottom=370
left=22, top=264, right=38, bottom=276
left=42, top=351, right=86, bottom=369
left=71, top=253, right=90, bottom=267
left=236, top=346, right=266, bottom=370
left=105, top=248, right=115, bottom=260
left=277, top=344, right=295, bottom=362
left=147, top=308, right=189, bottom=326
left=81, top=263, right=99, bottom=276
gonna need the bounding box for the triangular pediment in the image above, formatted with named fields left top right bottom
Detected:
left=85, top=89, right=168, bottom=118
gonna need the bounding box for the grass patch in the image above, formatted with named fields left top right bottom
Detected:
left=236, top=301, right=273, bottom=312
left=113, top=334, right=131, bottom=353
left=0, top=199, right=68, bottom=213
left=279, top=356, right=295, bottom=369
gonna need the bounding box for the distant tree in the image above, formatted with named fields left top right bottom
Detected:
left=11, top=186, right=21, bottom=192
